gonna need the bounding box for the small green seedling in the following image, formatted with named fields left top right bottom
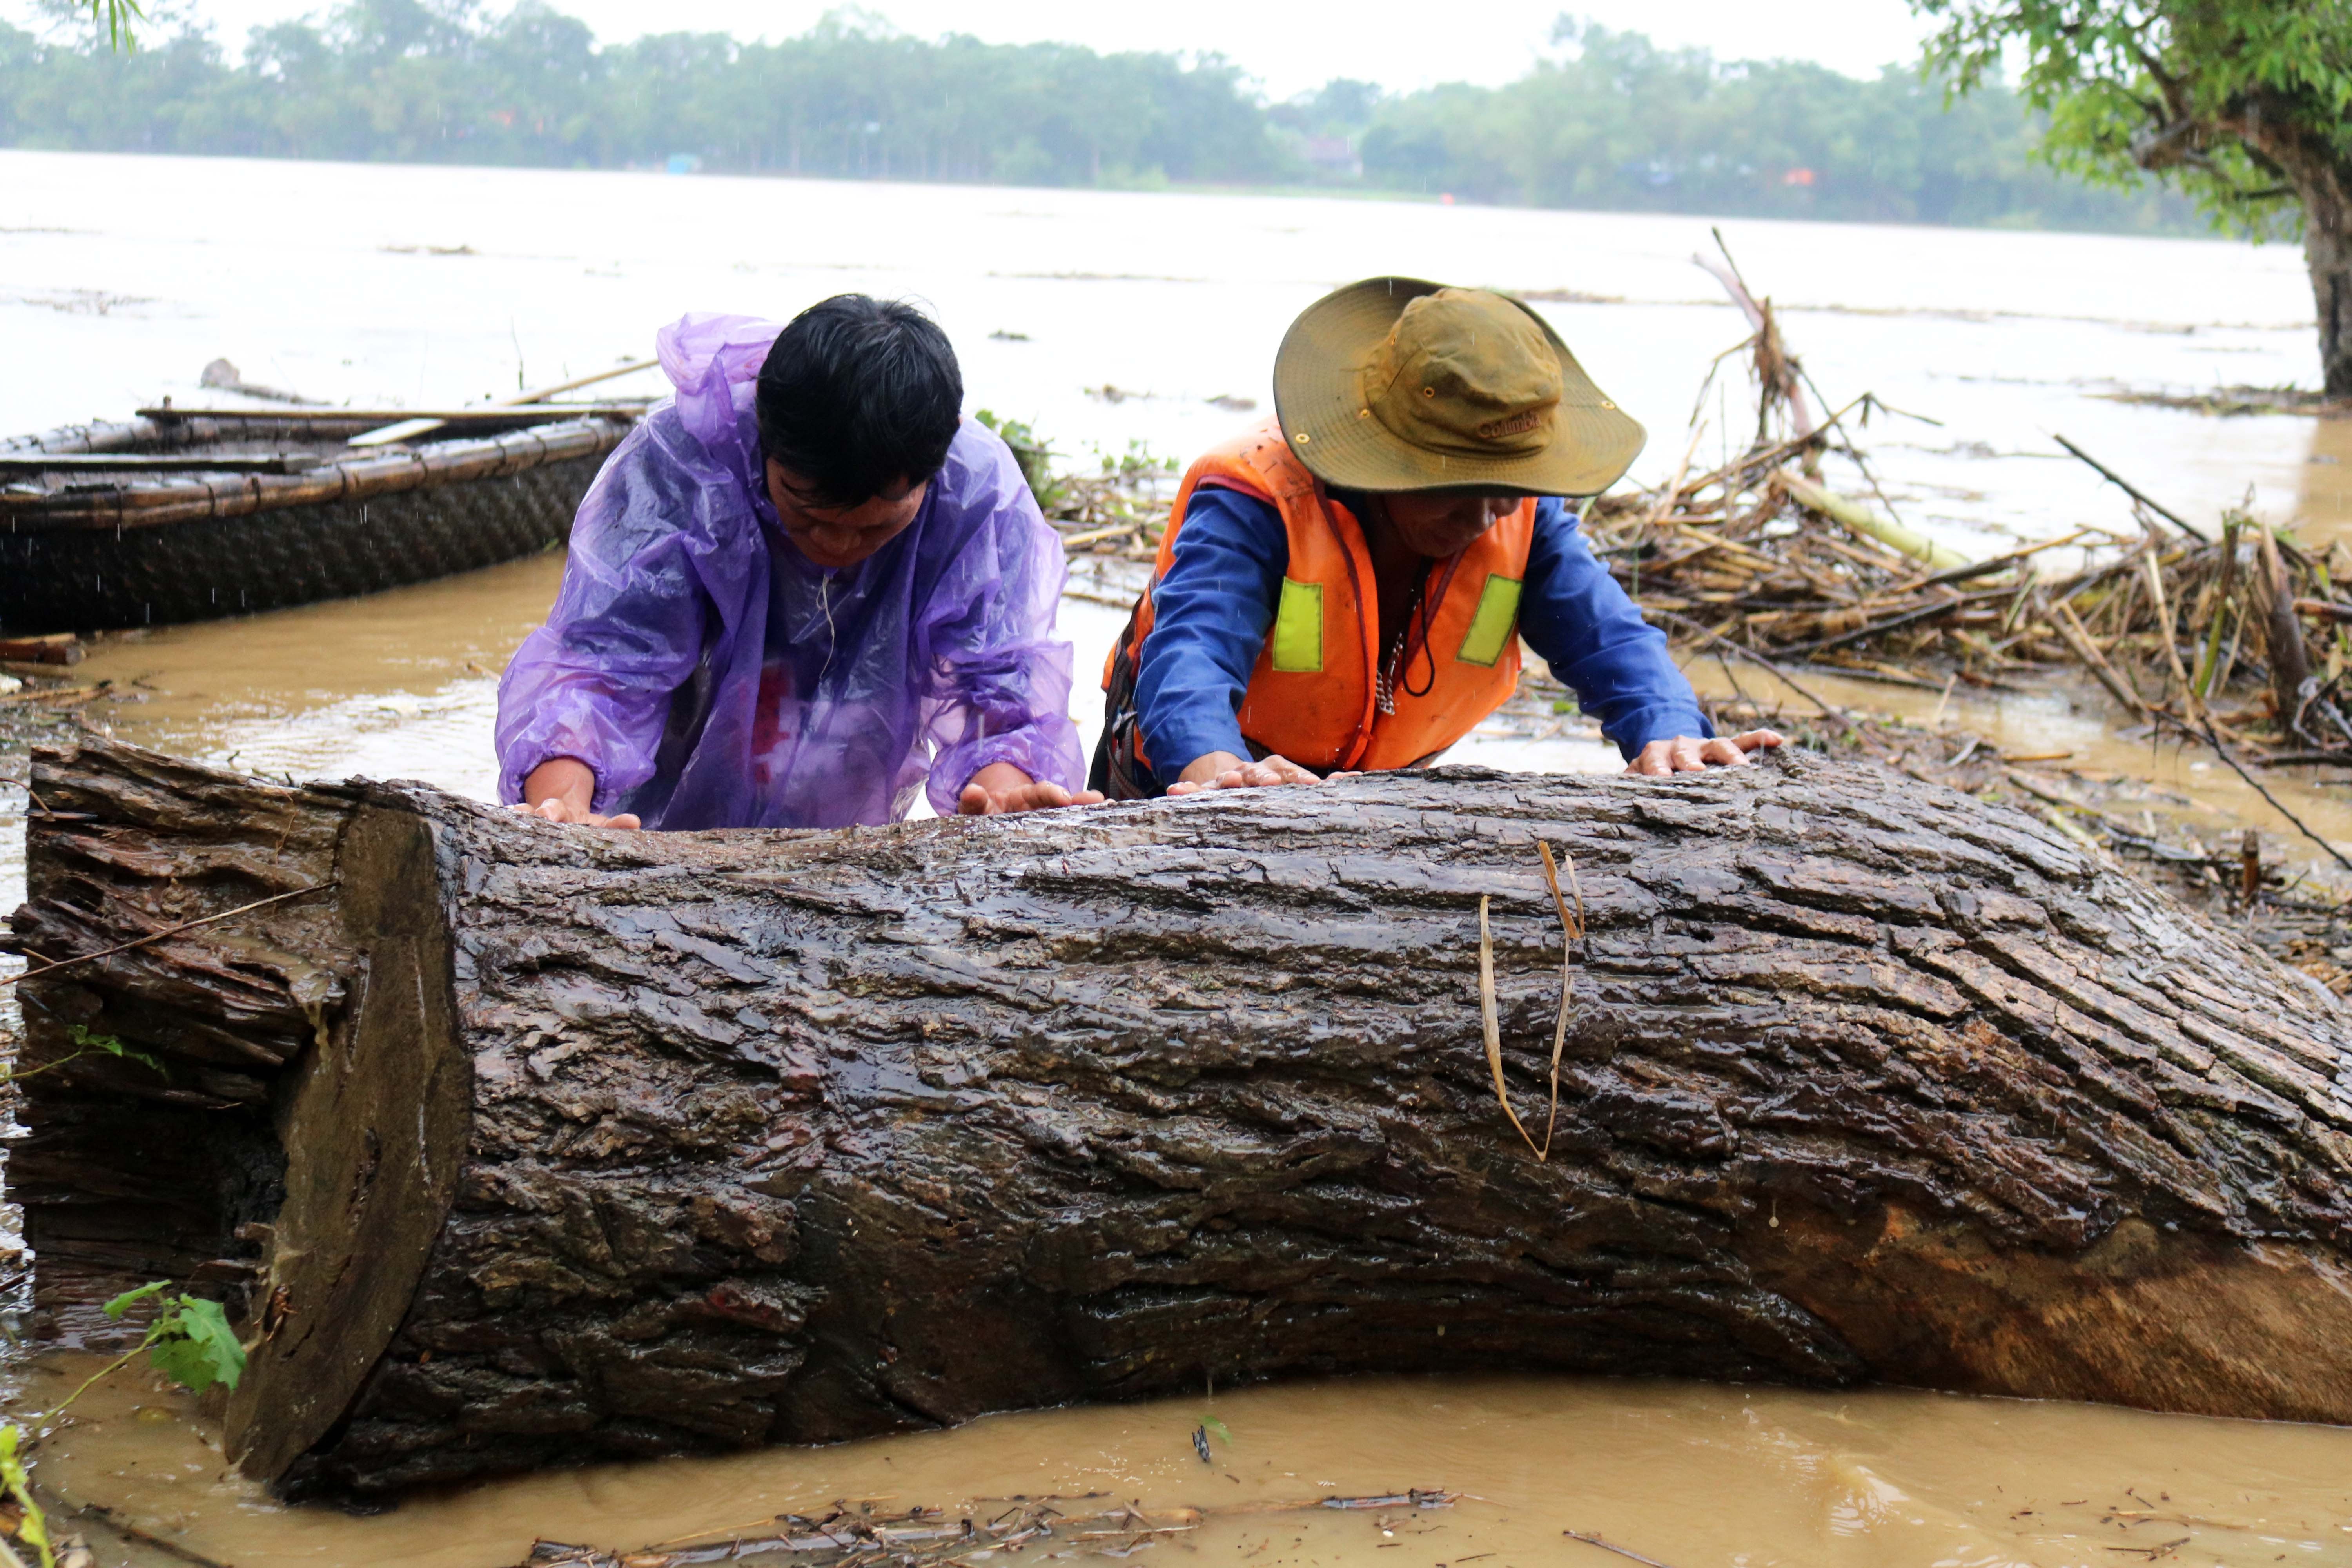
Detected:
left=1, top=1028, right=163, bottom=1092
left=0, top=1426, right=51, bottom=1568
left=64, top=1027, right=162, bottom=1077
left=0, top=1281, right=248, bottom=1566
left=102, top=1282, right=245, bottom=1395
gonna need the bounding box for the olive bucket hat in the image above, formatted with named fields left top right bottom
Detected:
left=1271, top=276, right=1646, bottom=496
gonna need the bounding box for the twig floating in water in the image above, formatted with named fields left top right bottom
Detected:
left=1564, top=1530, right=1684, bottom=1568
left=66, top=1499, right=236, bottom=1568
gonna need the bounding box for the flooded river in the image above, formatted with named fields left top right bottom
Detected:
left=4, top=147, right=2348, bottom=557
left=9, top=149, right=2352, bottom=1564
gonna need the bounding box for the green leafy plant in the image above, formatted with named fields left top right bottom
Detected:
left=0, top=1427, right=51, bottom=1568
left=100, top=1282, right=245, bottom=1395
left=1, top=1027, right=162, bottom=1091
left=61, top=1026, right=158, bottom=1076
left=973, top=409, right=1067, bottom=511
left=1095, top=438, right=1179, bottom=483
left=0, top=1281, right=246, bottom=1567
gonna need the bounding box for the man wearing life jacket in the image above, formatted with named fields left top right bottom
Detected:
left=1092, top=276, right=1779, bottom=799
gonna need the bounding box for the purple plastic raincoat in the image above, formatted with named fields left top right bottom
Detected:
left=496, top=313, right=1083, bottom=830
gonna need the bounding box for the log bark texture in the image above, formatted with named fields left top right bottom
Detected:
left=11, top=736, right=2352, bottom=1500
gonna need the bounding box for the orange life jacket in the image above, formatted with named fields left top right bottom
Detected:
left=1107, top=419, right=1535, bottom=776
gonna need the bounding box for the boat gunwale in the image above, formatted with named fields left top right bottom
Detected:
left=0, top=411, right=639, bottom=533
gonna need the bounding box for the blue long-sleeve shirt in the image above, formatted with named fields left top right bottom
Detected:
left=1134, top=487, right=1711, bottom=777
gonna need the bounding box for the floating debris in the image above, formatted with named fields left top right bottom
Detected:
left=2094, top=383, right=2340, bottom=418
left=518, top=1491, right=1461, bottom=1568
left=1584, top=242, right=2352, bottom=774
left=1319, top=1490, right=1456, bottom=1511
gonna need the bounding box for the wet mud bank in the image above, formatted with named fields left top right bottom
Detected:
left=9, top=737, right=2352, bottom=1501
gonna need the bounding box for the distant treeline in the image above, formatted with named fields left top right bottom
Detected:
left=0, top=2, right=2200, bottom=234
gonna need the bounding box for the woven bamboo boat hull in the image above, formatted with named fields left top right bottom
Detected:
left=0, top=412, right=634, bottom=634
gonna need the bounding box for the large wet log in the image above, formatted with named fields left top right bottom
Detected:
left=9, top=735, right=2352, bottom=1499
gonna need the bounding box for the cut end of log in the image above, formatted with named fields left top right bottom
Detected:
left=6, top=743, right=468, bottom=1481
left=223, top=802, right=471, bottom=1482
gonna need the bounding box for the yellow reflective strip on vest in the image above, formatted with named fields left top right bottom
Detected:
left=1456, top=574, right=1523, bottom=668
left=1270, top=578, right=1324, bottom=673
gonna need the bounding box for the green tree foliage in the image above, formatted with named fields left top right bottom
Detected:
left=1915, top=0, right=2351, bottom=234
left=76, top=0, right=139, bottom=52
left=1911, top=0, right=2352, bottom=389
left=0, top=3, right=1286, bottom=186
left=1355, top=19, right=2196, bottom=231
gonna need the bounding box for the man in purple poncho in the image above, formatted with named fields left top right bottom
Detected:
left=497, top=297, right=1099, bottom=830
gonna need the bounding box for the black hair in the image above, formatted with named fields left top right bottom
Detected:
left=754, top=294, right=964, bottom=509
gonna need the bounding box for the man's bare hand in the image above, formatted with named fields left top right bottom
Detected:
left=1624, top=729, right=1785, bottom=778
left=957, top=762, right=1105, bottom=816
left=515, top=757, right=642, bottom=829
left=512, top=798, right=643, bottom=829
left=1166, top=750, right=1323, bottom=796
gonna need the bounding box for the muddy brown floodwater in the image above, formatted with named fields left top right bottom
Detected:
left=67, top=551, right=570, bottom=802
left=14, top=1357, right=2352, bottom=1568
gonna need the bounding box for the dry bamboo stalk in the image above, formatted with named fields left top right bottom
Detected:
left=1534, top=843, right=1584, bottom=1158
left=2053, top=599, right=2151, bottom=719
left=1643, top=422, right=1710, bottom=530
left=2258, top=524, right=2314, bottom=730
left=1577, top=361, right=2344, bottom=755
left=1058, top=518, right=1147, bottom=550
left=1474, top=895, right=1543, bottom=1161
left=2143, top=551, right=2203, bottom=726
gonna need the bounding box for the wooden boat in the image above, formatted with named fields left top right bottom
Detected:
left=0, top=403, right=643, bottom=634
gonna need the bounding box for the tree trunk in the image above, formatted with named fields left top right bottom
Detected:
left=9, top=736, right=2352, bottom=1503
left=2236, top=113, right=2352, bottom=401
left=2304, top=167, right=2352, bottom=401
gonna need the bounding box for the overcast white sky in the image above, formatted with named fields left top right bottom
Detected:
left=29, top=0, right=1942, bottom=97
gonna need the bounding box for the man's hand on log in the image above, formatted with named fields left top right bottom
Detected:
left=1625, top=730, right=1786, bottom=778
left=957, top=762, right=1106, bottom=816
left=1167, top=750, right=1332, bottom=796
left=515, top=757, right=642, bottom=829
